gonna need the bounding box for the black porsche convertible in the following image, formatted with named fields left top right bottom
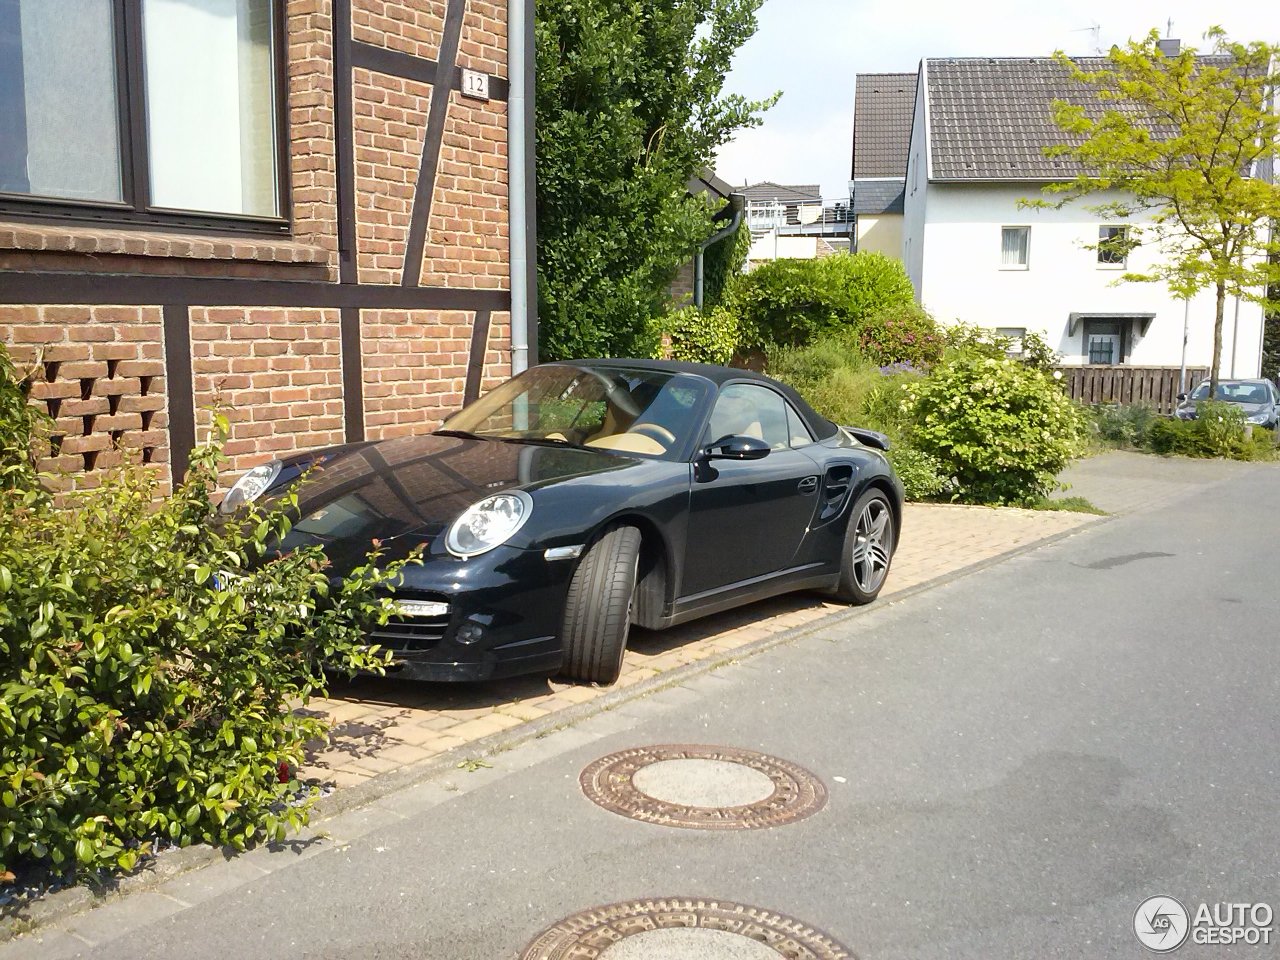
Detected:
left=222, top=359, right=903, bottom=685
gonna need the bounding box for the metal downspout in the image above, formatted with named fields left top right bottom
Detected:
left=694, top=194, right=745, bottom=309
left=508, top=0, right=536, bottom=372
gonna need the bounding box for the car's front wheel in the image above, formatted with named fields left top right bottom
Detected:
left=831, top=489, right=896, bottom=605
left=559, top=524, right=642, bottom=684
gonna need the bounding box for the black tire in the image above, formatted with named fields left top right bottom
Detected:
left=830, top=489, right=896, bottom=605
left=560, top=525, right=642, bottom=684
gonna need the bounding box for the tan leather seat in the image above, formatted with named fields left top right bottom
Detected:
left=585, top=433, right=666, bottom=455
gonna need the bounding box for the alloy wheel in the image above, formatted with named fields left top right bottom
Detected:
left=851, top=498, right=892, bottom=594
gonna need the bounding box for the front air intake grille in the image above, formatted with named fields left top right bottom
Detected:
left=370, top=614, right=450, bottom=652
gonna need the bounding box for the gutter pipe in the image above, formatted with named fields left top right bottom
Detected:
left=508, top=0, right=536, bottom=372
left=694, top=193, right=745, bottom=309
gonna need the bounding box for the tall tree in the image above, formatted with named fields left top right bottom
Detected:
left=535, top=0, right=776, bottom=360
left=1040, top=29, right=1280, bottom=395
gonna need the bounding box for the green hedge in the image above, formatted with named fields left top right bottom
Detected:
left=0, top=344, right=411, bottom=882
left=731, top=252, right=915, bottom=349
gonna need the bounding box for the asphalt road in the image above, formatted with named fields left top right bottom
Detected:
left=12, top=463, right=1280, bottom=959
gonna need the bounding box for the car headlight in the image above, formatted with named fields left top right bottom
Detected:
left=220, top=460, right=283, bottom=514
left=444, top=491, right=533, bottom=559
left=1247, top=412, right=1269, bottom=424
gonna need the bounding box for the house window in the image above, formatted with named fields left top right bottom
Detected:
left=1083, top=320, right=1125, bottom=364
left=1098, top=225, right=1129, bottom=267
left=0, top=0, right=284, bottom=229
left=995, top=326, right=1027, bottom=356
left=1000, top=226, right=1029, bottom=269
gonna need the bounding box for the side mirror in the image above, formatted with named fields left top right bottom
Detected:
left=1176, top=393, right=1187, bottom=402
left=703, top=435, right=771, bottom=461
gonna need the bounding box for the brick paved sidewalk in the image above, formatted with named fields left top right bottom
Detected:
left=305, top=501, right=1097, bottom=788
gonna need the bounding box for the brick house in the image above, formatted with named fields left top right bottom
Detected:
left=0, top=0, right=536, bottom=491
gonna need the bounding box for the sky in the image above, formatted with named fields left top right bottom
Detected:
left=713, top=0, right=1280, bottom=198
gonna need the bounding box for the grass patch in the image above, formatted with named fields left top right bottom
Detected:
left=1029, top=495, right=1108, bottom=516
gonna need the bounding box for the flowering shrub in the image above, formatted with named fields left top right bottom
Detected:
left=903, top=349, right=1088, bottom=504
left=856, top=302, right=943, bottom=368
left=0, top=343, right=411, bottom=883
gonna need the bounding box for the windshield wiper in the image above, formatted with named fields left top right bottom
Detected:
left=434, top=428, right=487, bottom=440
left=503, top=436, right=584, bottom=449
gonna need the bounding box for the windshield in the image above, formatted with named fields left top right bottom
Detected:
left=1190, top=382, right=1271, bottom=404
left=441, top=365, right=711, bottom=460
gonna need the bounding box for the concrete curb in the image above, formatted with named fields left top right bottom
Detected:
left=0, top=511, right=1106, bottom=944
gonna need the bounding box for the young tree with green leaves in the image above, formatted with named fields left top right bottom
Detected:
left=535, top=0, right=776, bottom=360
left=1039, top=29, right=1280, bottom=396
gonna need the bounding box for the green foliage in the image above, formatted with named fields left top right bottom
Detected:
left=903, top=350, right=1088, bottom=505
left=1037, top=29, right=1280, bottom=395
left=855, top=301, right=944, bottom=367
left=1146, top=402, right=1276, bottom=460
left=0, top=349, right=39, bottom=494
left=656, top=305, right=740, bottom=365
left=766, top=331, right=889, bottom=428
left=701, top=218, right=751, bottom=311
left=732, top=252, right=915, bottom=349
left=1263, top=306, right=1280, bottom=383
left=1029, top=495, right=1107, bottom=515
left=942, top=324, right=1059, bottom=372
left=535, top=0, right=775, bottom=360
left=885, top=445, right=949, bottom=502
left=1090, top=403, right=1159, bottom=448
left=0, top=344, right=412, bottom=881
left=767, top=332, right=944, bottom=500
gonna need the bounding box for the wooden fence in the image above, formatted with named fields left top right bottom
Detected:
left=1057, top=365, right=1208, bottom=414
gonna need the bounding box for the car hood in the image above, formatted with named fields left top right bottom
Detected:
left=272, top=434, right=634, bottom=568
left=1179, top=399, right=1269, bottom=414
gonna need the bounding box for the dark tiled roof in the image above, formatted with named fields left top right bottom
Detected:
left=852, top=72, right=917, bottom=179
left=687, top=168, right=736, bottom=201
left=740, top=182, right=822, bottom=203
left=926, top=56, right=1232, bottom=180
left=851, top=179, right=905, bottom=215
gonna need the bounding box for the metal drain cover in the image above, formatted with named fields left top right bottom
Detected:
left=579, top=745, right=827, bottom=830
left=519, top=897, right=854, bottom=959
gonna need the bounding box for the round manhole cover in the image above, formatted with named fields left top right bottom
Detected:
left=579, top=745, right=827, bottom=830
left=519, top=897, right=855, bottom=960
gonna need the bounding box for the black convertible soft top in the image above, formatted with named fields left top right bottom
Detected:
left=554, top=358, right=839, bottom=442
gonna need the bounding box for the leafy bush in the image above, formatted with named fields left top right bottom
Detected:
left=886, top=445, right=950, bottom=501
left=855, top=301, right=944, bottom=368
left=701, top=219, right=751, bottom=312
left=657, top=305, right=740, bottom=365
left=1146, top=402, right=1275, bottom=460
left=0, top=344, right=410, bottom=882
left=732, top=252, right=915, bottom=349
left=1091, top=403, right=1158, bottom=448
left=943, top=325, right=1059, bottom=372
left=903, top=350, right=1088, bottom=504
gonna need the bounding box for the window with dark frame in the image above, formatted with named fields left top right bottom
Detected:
left=0, top=0, right=286, bottom=232
left=1097, top=225, right=1129, bottom=267
left=1083, top=319, right=1125, bottom=365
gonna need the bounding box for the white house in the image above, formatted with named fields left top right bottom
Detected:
left=901, top=53, right=1266, bottom=374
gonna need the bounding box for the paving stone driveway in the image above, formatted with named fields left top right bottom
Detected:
left=306, top=501, right=1098, bottom=788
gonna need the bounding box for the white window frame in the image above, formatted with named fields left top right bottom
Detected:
left=1000, top=225, right=1030, bottom=270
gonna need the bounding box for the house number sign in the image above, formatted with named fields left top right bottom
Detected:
left=461, top=69, right=490, bottom=101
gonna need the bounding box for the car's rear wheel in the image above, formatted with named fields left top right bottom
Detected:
left=831, top=489, right=895, bottom=605
left=560, top=524, right=642, bottom=684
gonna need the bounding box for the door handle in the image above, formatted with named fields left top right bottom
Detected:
left=797, top=476, right=819, bottom=495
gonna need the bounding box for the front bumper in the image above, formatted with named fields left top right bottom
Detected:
left=368, top=544, right=575, bottom=682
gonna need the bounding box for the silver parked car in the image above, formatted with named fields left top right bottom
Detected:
left=1175, top=379, right=1280, bottom=428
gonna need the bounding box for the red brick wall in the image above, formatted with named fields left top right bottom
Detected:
left=190, top=308, right=345, bottom=481
left=351, top=0, right=445, bottom=57
left=417, top=94, right=509, bottom=288
left=353, top=68, right=433, bottom=285
left=0, top=305, right=169, bottom=491
left=1, top=0, right=515, bottom=489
